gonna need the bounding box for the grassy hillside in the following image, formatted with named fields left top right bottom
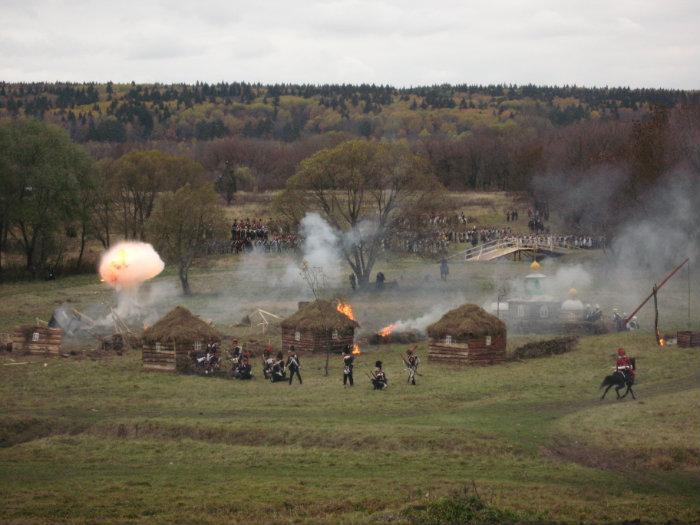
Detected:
left=1, top=332, right=698, bottom=524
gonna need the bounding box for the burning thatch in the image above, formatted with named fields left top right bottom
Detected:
left=368, top=330, right=425, bottom=345
left=143, top=306, right=221, bottom=344
left=427, top=304, right=506, bottom=340
left=281, top=300, right=360, bottom=331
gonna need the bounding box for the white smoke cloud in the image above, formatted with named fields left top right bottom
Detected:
left=381, top=294, right=465, bottom=333
left=298, top=212, right=342, bottom=280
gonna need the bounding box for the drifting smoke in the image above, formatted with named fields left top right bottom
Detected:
left=297, top=212, right=342, bottom=281
left=544, top=264, right=593, bottom=297
left=610, top=171, right=699, bottom=275
left=99, top=241, right=164, bottom=289
left=379, top=295, right=465, bottom=334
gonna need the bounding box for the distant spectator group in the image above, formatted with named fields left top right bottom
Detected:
left=204, top=218, right=299, bottom=255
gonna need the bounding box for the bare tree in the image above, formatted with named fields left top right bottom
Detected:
left=277, top=140, right=443, bottom=287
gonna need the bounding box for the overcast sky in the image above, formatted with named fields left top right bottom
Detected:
left=1, top=0, right=698, bottom=88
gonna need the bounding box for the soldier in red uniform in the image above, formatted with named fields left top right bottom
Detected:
left=615, top=348, right=635, bottom=379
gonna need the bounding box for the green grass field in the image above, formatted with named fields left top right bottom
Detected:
left=1, top=230, right=699, bottom=524
left=1, top=330, right=699, bottom=524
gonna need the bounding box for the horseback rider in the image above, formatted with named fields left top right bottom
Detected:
left=371, top=360, right=388, bottom=390
left=404, top=347, right=419, bottom=386
left=601, top=348, right=637, bottom=400
left=615, top=348, right=635, bottom=380
left=342, top=346, right=354, bottom=387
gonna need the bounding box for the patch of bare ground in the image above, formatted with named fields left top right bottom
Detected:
left=0, top=416, right=88, bottom=447
left=88, top=420, right=522, bottom=456
left=542, top=438, right=700, bottom=473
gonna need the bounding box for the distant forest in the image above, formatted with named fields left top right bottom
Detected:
left=1, top=81, right=698, bottom=192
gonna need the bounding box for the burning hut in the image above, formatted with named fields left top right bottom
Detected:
left=281, top=300, right=359, bottom=353
left=11, top=325, right=64, bottom=356
left=142, top=306, right=221, bottom=372
left=427, top=304, right=506, bottom=365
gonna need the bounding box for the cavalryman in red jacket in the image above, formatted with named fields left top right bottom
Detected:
left=615, top=348, right=635, bottom=379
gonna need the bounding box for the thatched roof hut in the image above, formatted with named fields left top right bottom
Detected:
left=281, top=300, right=358, bottom=353
left=281, top=300, right=359, bottom=331
left=427, top=304, right=506, bottom=340
left=427, top=304, right=506, bottom=366
left=142, top=306, right=221, bottom=372
left=143, top=306, right=221, bottom=344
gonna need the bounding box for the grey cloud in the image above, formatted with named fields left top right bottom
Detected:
left=0, top=0, right=698, bottom=87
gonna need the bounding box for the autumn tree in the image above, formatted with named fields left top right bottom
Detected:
left=105, top=150, right=206, bottom=240
left=277, top=139, right=443, bottom=287
left=146, top=184, right=226, bottom=295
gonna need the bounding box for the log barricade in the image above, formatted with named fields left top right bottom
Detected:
left=11, top=326, right=63, bottom=356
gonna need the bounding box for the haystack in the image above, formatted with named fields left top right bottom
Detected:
left=427, top=304, right=506, bottom=365
left=281, top=300, right=358, bottom=353
left=142, top=306, right=221, bottom=372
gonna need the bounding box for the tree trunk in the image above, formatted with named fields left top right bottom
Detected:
left=75, top=223, right=87, bottom=270
left=179, top=264, right=192, bottom=295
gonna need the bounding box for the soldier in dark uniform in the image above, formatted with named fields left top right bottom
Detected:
left=376, top=272, right=385, bottom=290
left=270, top=351, right=286, bottom=382
left=342, top=346, right=354, bottom=387
left=286, top=347, right=302, bottom=385
left=440, top=258, right=449, bottom=281
left=404, top=347, right=419, bottom=385
left=371, top=360, right=388, bottom=390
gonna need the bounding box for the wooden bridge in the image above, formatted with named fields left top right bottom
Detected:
left=448, top=238, right=574, bottom=262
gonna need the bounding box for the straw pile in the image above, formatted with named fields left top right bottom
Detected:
left=143, top=306, right=221, bottom=344
left=427, top=304, right=506, bottom=340
left=281, top=300, right=359, bottom=331
left=513, top=336, right=578, bottom=359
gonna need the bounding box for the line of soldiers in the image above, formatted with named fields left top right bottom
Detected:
left=221, top=341, right=422, bottom=389
left=343, top=346, right=420, bottom=389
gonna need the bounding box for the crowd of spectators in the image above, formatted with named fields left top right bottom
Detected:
left=207, top=209, right=604, bottom=258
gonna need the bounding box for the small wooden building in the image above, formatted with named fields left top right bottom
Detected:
left=677, top=331, right=700, bottom=348
left=142, top=306, right=222, bottom=372
left=281, top=300, right=359, bottom=353
left=427, top=304, right=506, bottom=365
left=12, top=325, right=63, bottom=356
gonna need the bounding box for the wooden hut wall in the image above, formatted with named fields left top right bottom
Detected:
left=677, top=331, right=700, bottom=348
left=428, top=335, right=506, bottom=365
left=142, top=342, right=176, bottom=371
left=142, top=342, right=200, bottom=372
left=282, top=327, right=354, bottom=353
left=12, top=326, right=63, bottom=356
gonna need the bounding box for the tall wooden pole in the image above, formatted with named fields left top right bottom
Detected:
left=623, top=257, right=689, bottom=325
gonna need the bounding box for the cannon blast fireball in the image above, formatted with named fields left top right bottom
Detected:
left=99, top=241, right=164, bottom=289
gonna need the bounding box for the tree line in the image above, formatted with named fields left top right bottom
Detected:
left=1, top=96, right=698, bottom=288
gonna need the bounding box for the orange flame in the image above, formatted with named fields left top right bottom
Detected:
left=656, top=330, right=666, bottom=347
left=379, top=323, right=396, bottom=337
left=352, top=343, right=361, bottom=355
left=336, top=301, right=355, bottom=321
